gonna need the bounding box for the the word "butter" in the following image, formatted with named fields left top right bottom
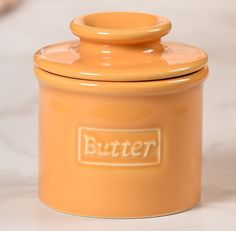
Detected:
left=78, top=127, right=161, bottom=167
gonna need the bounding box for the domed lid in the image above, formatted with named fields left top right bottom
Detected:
left=34, top=12, right=208, bottom=82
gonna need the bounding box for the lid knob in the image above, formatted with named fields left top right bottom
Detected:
left=70, top=12, right=172, bottom=44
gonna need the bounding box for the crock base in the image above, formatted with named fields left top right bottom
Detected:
left=38, top=196, right=200, bottom=219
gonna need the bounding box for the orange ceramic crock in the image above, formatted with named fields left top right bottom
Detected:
left=34, top=12, right=208, bottom=218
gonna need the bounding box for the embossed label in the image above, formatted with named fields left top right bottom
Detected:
left=78, top=127, right=161, bottom=167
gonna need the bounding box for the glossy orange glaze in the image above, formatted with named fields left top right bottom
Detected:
left=34, top=12, right=207, bottom=81
left=34, top=12, right=208, bottom=218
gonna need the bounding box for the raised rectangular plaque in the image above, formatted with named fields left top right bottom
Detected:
left=78, top=127, right=161, bottom=167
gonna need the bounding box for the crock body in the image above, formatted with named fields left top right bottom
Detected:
left=37, top=68, right=206, bottom=218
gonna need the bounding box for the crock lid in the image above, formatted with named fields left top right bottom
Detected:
left=34, top=12, right=208, bottom=82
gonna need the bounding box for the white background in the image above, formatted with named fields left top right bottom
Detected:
left=0, top=0, right=236, bottom=230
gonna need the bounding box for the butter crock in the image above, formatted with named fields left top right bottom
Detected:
left=34, top=12, right=208, bottom=218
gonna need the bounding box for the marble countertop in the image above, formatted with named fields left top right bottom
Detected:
left=0, top=0, right=235, bottom=230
